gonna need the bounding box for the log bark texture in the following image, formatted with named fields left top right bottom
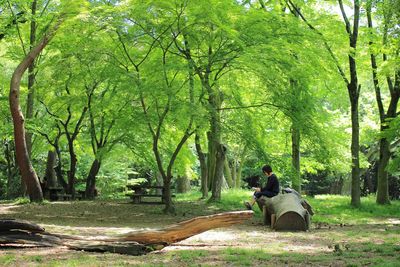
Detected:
left=121, top=210, right=253, bottom=244
left=256, top=190, right=313, bottom=231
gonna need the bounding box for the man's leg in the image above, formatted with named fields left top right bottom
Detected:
left=244, top=192, right=262, bottom=210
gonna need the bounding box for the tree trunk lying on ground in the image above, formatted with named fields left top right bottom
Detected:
left=256, top=189, right=314, bottom=231
left=0, top=211, right=253, bottom=255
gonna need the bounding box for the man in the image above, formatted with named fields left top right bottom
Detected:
left=244, top=165, right=279, bottom=210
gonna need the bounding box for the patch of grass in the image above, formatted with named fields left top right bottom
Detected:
left=222, top=247, right=272, bottom=266
left=13, top=197, right=30, bottom=205
left=0, top=254, right=16, bottom=265
left=305, top=194, right=400, bottom=224
left=170, top=250, right=210, bottom=264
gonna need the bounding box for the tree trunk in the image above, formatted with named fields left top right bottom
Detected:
left=207, top=131, right=216, bottom=190
left=156, top=171, right=163, bottom=195
left=291, top=125, right=301, bottom=192
left=122, top=210, right=253, bottom=244
left=208, top=84, right=225, bottom=201
left=162, top=177, right=175, bottom=214
left=8, top=18, right=62, bottom=202
left=256, top=191, right=313, bottom=231
left=176, top=175, right=190, bottom=193
left=25, top=0, right=37, bottom=157
left=85, top=159, right=101, bottom=200
left=195, top=133, right=208, bottom=198
left=67, top=138, right=77, bottom=198
left=236, top=157, right=244, bottom=188
left=231, top=160, right=237, bottom=188
left=54, top=145, right=67, bottom=190
left=349, top=93, right=361, bottom=207
left=210, top=144, right=226, bottom=201
left=4, top=141, right=19, bottom=198
left=376, top=139, right=390, bottom=204
left=224, top=158, right=233, bottom=188
left=44, top=150, right=57, bottom=188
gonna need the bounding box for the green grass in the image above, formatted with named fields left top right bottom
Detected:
left=0, top=254, right=16, bottom=265
left=305, top=194, right=400, bottom=224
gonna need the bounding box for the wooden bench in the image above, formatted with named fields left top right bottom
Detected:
left=126, top=185, right=175, bottom=204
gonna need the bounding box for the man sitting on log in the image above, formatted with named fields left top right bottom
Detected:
left=244, top=165, right=279, bottom=210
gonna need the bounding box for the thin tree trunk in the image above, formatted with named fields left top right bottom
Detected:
left=231, top=159, right=237, bottom=188
left=195, top=133, right=208, bottom=198
left=237, top=160, right=244, bottom=187
left=67, top=139, right=77, bottom=198
left=349, top=95, right=361, bottom=207
left=54, top=144, right=67, bottom=190
left=85, top=159, right=101, bottom=199
left=376, top=139, right=390, bottom=204
left=211, top=144, right=226, bottom=201
left=207, top=131, right=216, bottom=190
left=291, top=124, right=301, bottom=192
left=9, top=18, right=62, bottom=202
left=163, top=177, right=174, bottom=213
left=44, top=150, right=57, bottom=188
left=176, top=175, right=190, bottom=193
left=4, top=141, right=16, bottom=198
left=224, top=158, right=233, bottom=188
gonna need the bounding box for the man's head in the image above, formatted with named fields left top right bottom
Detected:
left=262, top=165, right=273, bottom=176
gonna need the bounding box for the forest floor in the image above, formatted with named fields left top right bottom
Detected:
left=0, top=192, right=399, bottom=266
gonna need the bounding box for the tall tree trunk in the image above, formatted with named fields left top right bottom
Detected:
left=176, top=175, right=190, bottom=193
left=67, top=139, right=77, bottom=198
left=25, top=0, right=37, bottom=157
left=224, top=158, right=233, bottom=188
left=376, top=139, right=390, bottom=204
left=236, top=147, right=247, bottom=188
left=231, top=159, right=237, bottom=188
left=349, top=94, right=361, bottom=207
left=207, top=131, right=216, bottom=190
left=9, top=17, right=62, bottom=202
left=339, top=0, right=361, bottom=207
left=85, top=158, right=101, bottom=200
left=208, top=85, right=225, bottom=201
left=44, top=150, right=57, bottom=188
left=291, top=124, right=301, bottom=192
left=211, top=144, right=226, bottom=201
left=4, top=141, right=18, bottom=198
left=54, top=144, right=67, bottom=190
left=163, top=177, right=174, bottom=214
left=195, top=133, right=208, bottom=198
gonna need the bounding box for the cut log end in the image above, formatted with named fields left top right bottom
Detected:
left=257, top=190, right=313, bottom=231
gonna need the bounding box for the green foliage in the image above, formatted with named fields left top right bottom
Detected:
left=1, top=0, right=397, bottom=203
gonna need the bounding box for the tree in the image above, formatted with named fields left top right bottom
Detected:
left=285, top=0, right=362, bottom=206
left=9, top=16, right=63, bottom=201
left=366, top=0, right=400, bottom=204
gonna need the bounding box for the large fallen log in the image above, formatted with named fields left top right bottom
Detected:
left=256, top=189, right=313, bottom=231
left=0, top=210, right=253, bottom=255
left=121, top=210, right=253, bottom=244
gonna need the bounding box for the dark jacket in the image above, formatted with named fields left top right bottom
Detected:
left=260, top=173, right=279, bottom=196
